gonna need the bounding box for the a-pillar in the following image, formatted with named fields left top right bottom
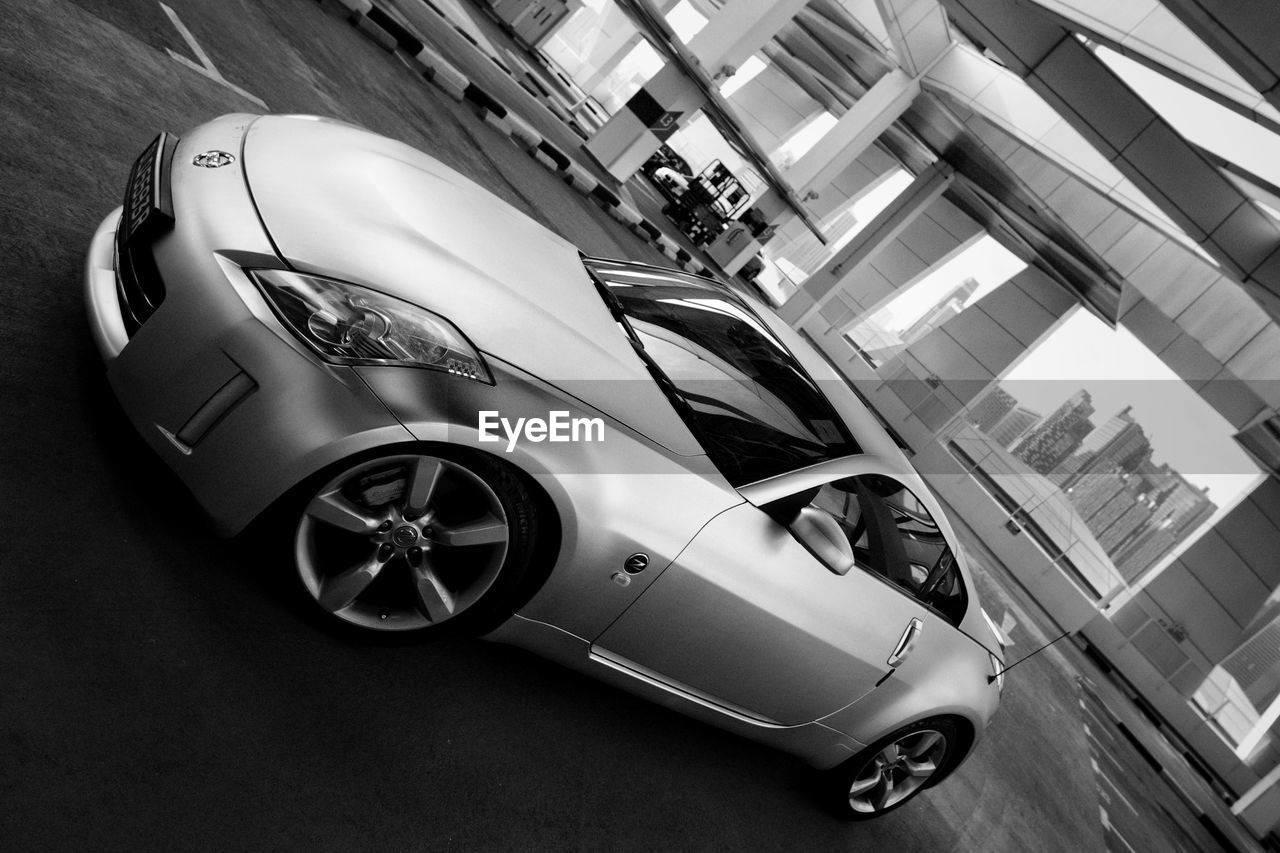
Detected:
left=779, top=162, right=954, bottom=327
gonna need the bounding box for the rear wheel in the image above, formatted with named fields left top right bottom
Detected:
left=292, top=450, right=537, bottom=634
left=831, top=718, right=958, bottom=819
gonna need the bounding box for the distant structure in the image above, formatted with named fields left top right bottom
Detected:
left=967, top=387, right=1018, bottom=433
left=963, top=392, right=1221, bottom=584
left=849, top=277, right=981, bottom=365
left=966, top=388, right=1216, bottom=583
left=1013, top=389, right=1095, bottom=474
left=1058, top=406, right=1215, bottom=580
left=1221, top=604, right=1280, bottom=725
left=899, top=277, right=980, bottom=345
left=989, top=405, right=1040, bottom=449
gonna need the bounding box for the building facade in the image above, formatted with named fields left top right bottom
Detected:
left=1012, top=390, right=1095, bottom=474
left=989, top=405, right=1041, bottom=448
left=967, top=387, right=1017, bottom=432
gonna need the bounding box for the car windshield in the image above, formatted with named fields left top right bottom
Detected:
left=585, top=259, right=859, bottom=485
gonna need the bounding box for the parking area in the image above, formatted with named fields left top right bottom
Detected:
left=0, top=0, right=1251, bottom=849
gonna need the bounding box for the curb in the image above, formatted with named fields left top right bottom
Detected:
left=1077, top=678, right=1247, bottom=853
left=314, top=0, right=711, bottom=276
left=419, top=0, right=594, bottom=139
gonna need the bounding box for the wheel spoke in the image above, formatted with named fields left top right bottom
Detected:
left=879, top=743, right=900, bottom=764
left=318, top=551, right=384, bottom=612
left=410, top=557, right=456, bottom=623
left=435, top=513, right=508, bottom=547
left=308, top=491, right=380, bottom=535
left=405, top=458, right=444, bottom=514
left=904, top=756, right=938, bottom=778
left=872, top=773, right=895, bottom=810
left=905, top=731, right=942, bottom=758
left=848, top=773, right=880, bottom=797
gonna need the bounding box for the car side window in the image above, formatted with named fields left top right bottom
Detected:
left=812, top=475, right=968, bottom=626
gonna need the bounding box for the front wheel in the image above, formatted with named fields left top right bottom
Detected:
left=831, top=718, right=958, bottom=819
left=292, top=449, right=538, bottom=635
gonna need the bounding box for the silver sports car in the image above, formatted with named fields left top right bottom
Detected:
left=85, top=113, right=1004, bottom=818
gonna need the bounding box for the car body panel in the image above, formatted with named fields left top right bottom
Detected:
left=739, top=456, right=1005, bottom=656
left=242, top=115, right=701, bottom=456
left=86, top=113, right=1001, bottom=782
left=593, top=498, right=935, bottom=726
left=89, top=116, right=417, bottom=536
left=484, top=613, right=865, bottom=769
left=84, top=205, right=130, bottom=362
left=356, top=355, right=744, bottom=640
left=816, top=612, right=1000, bottom=751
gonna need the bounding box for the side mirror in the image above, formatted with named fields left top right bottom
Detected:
left=789, top=506, right=856, bottom=576
left=760, top=486, right=820, bottom=525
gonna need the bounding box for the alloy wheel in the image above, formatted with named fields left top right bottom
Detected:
left=846, top=728, right=948, bottom=814
left=294, top=454, right=510, bottom=631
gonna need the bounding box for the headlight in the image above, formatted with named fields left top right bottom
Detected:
left=989, top=652, right=1005, bottom=692
left=250, top=269, right=491, bottom=383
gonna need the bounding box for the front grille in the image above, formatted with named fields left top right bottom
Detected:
left=115, top=241, right=165, bottom=336
left=115, top=131, right=177, bottom=337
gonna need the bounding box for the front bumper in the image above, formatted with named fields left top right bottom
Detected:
left=85, top=114, right=413, bottom=535
left=84, top=206, right=130, bottom=363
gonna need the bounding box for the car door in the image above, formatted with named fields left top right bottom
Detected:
left=592, top=460, right=940, bottom=727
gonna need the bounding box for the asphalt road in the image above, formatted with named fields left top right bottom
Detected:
left=0, top=0, right=1231, bottom=849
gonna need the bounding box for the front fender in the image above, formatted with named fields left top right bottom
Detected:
left=355, top=356, right=743, bottom=641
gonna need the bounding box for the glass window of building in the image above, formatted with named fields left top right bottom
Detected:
left=943, top=307, right=1264, bottom=602
left=845, top=234, right=1027, bottom=367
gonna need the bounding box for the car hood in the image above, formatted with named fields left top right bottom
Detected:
left=242, top=115, right=701, bottom=455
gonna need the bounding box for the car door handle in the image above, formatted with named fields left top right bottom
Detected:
left=887, top=618, right=924, bottom=668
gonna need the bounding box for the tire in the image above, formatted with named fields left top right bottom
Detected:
left=829, top=718, right=959, bottom=820
left=289, top=447, right=539, bottom=636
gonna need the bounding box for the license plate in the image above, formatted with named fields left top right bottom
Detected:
left=119, top=132, right=178, bottom=247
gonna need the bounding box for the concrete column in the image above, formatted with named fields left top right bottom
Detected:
left=1160, top=0, right=1280, bottom=113
left=686, top=0, right=809, bottom=77
left=779, top=162, right=953, bottom=327
left=894, top=263, right=1077, bottom=416
left=785, top=68, right=920, bottom=200
left=582, top=63, right=706, bottom=181
left=1233, top=754, right=1280, bottom=836
left=579, top=32, right=645, bottom=95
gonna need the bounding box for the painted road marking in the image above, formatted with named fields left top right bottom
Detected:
left=1081, top=702, right=1119, bottom=732
left=1095, top=740, right=1131, bottom=776
left=1098, top=769, right=1141, bottom=816
left=159, top=3, right=267, bottom=108
left=999, top=609, right=1018, bottom=644
left=1083, top=714, right=1120, bottom=744
left=1099, top=807, right=1138, bottom=853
